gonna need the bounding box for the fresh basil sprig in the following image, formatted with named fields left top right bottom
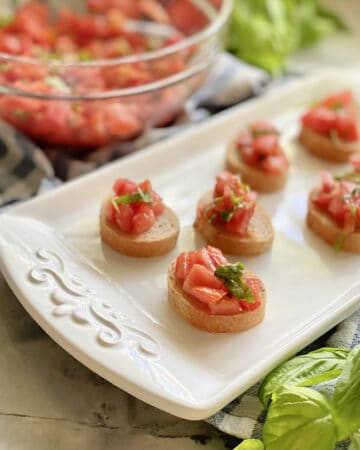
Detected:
left=214, top=263, right=255, bottom=303
left=233, top=345, right=360, bottom=450
left=114, top=188, right=153, bottom=206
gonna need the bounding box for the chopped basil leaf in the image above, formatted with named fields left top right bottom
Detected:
left=114, top=188, right=153, bottom=205
left=334, top=232, right=346, bottom=253
left=335, top=172, right=360, bottom=184
left=0, top=14, right=13, bottom=28
left=214, top=263, right=255, bottom=302
left=221, top=209, right=234, bottom=222
left=78, top=49, right=94, bottom=61
left=0, top=63, right=11, bottom=72
left=252, top=128, right=278, bottom=137
left=110, top=197, right=120, bottom=213
left=45, top=76, right=71, bottom=93
left=330, top=101, right=343, bottom=110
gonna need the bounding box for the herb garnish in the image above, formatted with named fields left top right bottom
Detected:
left=214, top=263, right=255, bottom=302
left=334, top=232, right=346, bottom=253
left=335, top=172, right=360, bottom=184
left=113, top=188, right=153, bottom=206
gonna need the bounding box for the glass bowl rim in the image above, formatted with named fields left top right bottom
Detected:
left=0, top=0, right=233, bottom=68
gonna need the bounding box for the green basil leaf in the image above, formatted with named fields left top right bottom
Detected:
left=214, top=263, right=255, bottom=302
left=259, top=347, right=349, bottom=407
left=115, top=189, right=152, bottom=205
left=263, top=386, right=336, bottom=450
left=332, top=345, right=360, bottom=441
left=233, top=439, right=264, bottom=450
left=349, top=430, right=360, bottom=450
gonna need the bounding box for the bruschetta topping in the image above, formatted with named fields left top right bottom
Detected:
left=235, top=121, right=288, bottom=174
left=106, top=178, right=164, bottom=234
left=201, top=171, right=257, bottom=236
left=174, top=246, right=263, bottom=315
left=311, top=171, right=360, bottom=238
left=301, top=90, right=359, bottom=143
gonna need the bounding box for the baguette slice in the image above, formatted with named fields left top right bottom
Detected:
left=168, top=261, right=266, bottom=333
left=225, top=141, right=288, bottom=192
left=194, top=191, right=274, bottom=256
left=100, top=200, right=179, bottom=257
left=307, top=188, right=360, bottom=253
left=299, top=126, right=360, bottom=163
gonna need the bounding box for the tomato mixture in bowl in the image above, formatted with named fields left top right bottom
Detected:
left=0, top=0, right=231, bottom=148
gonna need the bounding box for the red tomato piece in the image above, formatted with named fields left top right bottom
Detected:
left=214, top=171, right=241, bottom=197
left=207, top=297, right=241, bottom=315
left=132, top=209, right=155, bottom=234
left=321, top=90, right=353, bottom=109
left=225, top=204, right=255, bottom=235
left=252, top=134, right=279, bottom=156
left=206, top=246, right=229, bottom=267
left=302, top=107, right=337, bottom=135
left=321, top=172, right=335, bottom=193
left=183, top=264, right=227, bottom=304
left=261, top=154, right=288, bottom=174
left=115, top=204, right=133, bottom=232
left=334, top=113, right=358, bottom=142
left=113, top=178, right=138, bottom=195
left=238, top=278, right=262, bottom=311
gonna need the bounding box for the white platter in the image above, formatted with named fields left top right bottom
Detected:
left=0, top=70, right=359, bottom=420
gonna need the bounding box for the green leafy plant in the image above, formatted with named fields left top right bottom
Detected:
left=226, top=0, right=346, bottom=75
left=233, top=345, right=360, bottom=450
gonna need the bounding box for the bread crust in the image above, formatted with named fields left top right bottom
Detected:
left=225, top=141, right=288, bottom=192
left=299, top=126, right=360, bottom=163
left=168, top=261, right=266, bottom=333
left=194, top=191, right=274, bottom=256
left=100, top=200, right=179, bottom=257
left=307, top=188, right=360, bottom=253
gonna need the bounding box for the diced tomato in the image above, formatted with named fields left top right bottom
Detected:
left=206, top=246, right=229, bottom=267
left=321, top=172, right=335, bottom=193
left=113, top=178, right=137, bottom=195
left=239, top=278, right=262, bottom=311
left=252, top=134, right=279, bottom=156
left=196, top=247, right=217, bottom=272
left=241, top=145, right=257, bottom=165
left=106, top=201, right=117, bottom=223
left=167, top=0, right=208, bottom=35
left=207, top=297, right=241, bottom=315
left=261, top=154, right=288, bottom=174
left=214, top=171, right=241, bottom=197
left=334, top=113, right=358, bottom=142
left=302, top=107, right=337, bottom=135
left=132, top=209, right=155, bottom=234
left=321, top=90, right=353, bottom=109
left=183, top=264, right=227, bottom=304
left=115, top=204, right=133, bottom=232
left=225, top=204, right=255, bottom=235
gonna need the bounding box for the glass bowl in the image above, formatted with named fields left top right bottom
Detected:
left=0, top=0, right=232, bottom=150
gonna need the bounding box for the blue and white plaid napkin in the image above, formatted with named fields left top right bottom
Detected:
left=0, top=53, right=358, bottom=448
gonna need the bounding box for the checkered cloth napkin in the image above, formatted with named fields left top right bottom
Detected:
left=0, top=53, right=359, bottom=447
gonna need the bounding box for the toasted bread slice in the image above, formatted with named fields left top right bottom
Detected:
left=194, top=191, right=274, bottom=256
left=299, top=126, right=360, bottom=163
left=307, top=188, right=360, bottom=253
left=225, top=141, right=288, bottom=192
left=168, top=261, right=265, bottom=333
left=100, top=200, right=179, bottom=257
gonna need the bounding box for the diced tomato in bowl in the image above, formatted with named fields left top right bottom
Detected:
left=0, top=0, right=231, bottom=149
